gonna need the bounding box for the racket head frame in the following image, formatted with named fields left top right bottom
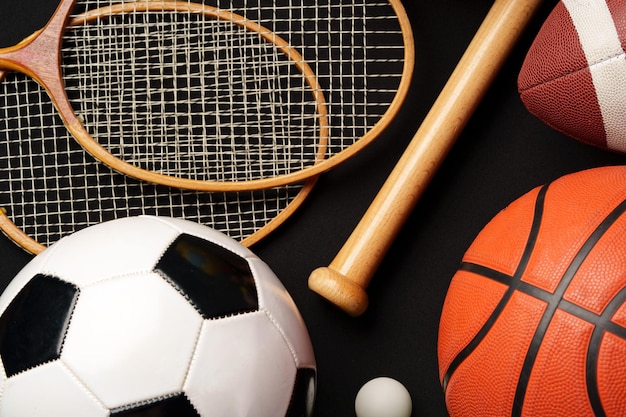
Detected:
left=0, top=65, right=319, bottom=255
left=0, top=0, right=414, bottom=192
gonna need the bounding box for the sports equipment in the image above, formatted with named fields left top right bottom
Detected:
left=439, top=166, right=626, bottom=417
left=518, top=0, right=626, bottom=153
left=308, top=0, right=544, bottom=316
left=0, top=216, right=316, bottom=416
left=0, top=67, right=316, bottom=255
left=354, top=377, right=412, bottom=417
left=0, top=0, right=413, bottom=191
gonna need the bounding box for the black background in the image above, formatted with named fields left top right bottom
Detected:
left=3, top=1, right=626, bottom=416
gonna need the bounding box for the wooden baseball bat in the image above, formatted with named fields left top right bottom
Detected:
left=308, top=0, right=544, bottom=316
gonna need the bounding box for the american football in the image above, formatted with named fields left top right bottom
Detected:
left=518, top=0, right=626, bottom=153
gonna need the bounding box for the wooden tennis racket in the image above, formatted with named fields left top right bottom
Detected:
left=0, top=69, right=317, bottom=255
left=308, top=0, right=544, bottom=316
left=0, top=0, right=414, bottom=191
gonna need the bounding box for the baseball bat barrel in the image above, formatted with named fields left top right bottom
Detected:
left=308, top=0, right=544, bottom=316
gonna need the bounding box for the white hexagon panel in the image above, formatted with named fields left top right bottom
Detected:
left=0, top=216, right=316, bottom=416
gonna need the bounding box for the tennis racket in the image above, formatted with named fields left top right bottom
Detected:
left=0, top=0, right=413, bottom=191
left=0, top=69, right=317, bottom=255
left=308, top=0, right=544, bottom=316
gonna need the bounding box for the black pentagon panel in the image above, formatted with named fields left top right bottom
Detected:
left=285, top=368, right=316, bottom=417
left=156, top=233, right=258, bottom=319
left=0, top=274, right=78, bottom=377
left=111, top=393, right=200, bottom=416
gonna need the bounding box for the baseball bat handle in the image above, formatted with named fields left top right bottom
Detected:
left=308, top=0, right=543, bottom=316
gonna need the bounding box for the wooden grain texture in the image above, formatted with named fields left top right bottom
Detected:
left=0, top=0, right=75, bottom=121
left=309, top=0, right=545, bottom=317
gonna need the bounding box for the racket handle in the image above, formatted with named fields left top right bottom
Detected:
left=308, top=0, right=543, bottom=317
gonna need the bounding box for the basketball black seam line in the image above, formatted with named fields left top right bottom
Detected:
left=441, top=183, right=549, bottom=392
left=511, top=197, right=626, bottom=417
left=444, top=184, right=626, bottom=417
left=460, top=242, right=626, bottom=417
left=586, top=285, right=626, bottom=417
left=463, top=265, right=626, bottom=339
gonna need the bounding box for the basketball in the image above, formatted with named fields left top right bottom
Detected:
left=438, top=165, right=626, bottom=417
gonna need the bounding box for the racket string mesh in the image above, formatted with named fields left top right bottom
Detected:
left=63, top=3, right=322, bottom=182
left=61, top=0, right=406, bottom=182
left=0, top=72, right=305, bottom=247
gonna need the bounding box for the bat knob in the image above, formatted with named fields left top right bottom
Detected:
left=308, top=267, right=369, bottom=317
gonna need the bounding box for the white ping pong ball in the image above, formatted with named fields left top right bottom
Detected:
left=355, top=377, right=412, bottom=417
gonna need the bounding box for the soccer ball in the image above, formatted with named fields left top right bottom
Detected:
left=0, top=216, right=316, bottom=416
